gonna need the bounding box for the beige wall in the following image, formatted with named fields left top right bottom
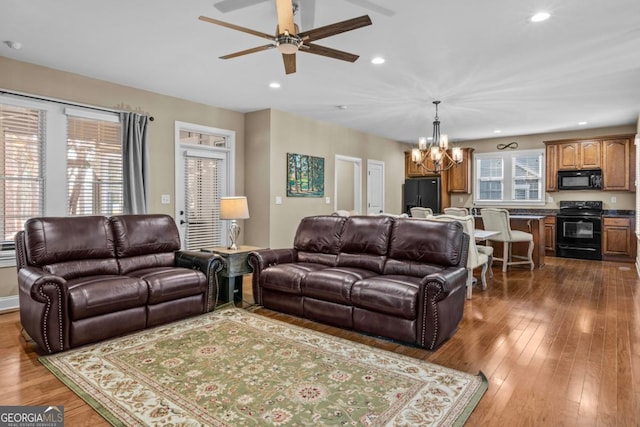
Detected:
left=245, top=109, right=407, bottom=249
left=0, top=57, right=246, bottom=300
left=336, top=159, right=356, bottom=211
left=449, top=125, right=638, bottom=210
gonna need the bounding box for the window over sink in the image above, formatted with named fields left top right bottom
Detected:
left=473, top=149, right=545, bottom=206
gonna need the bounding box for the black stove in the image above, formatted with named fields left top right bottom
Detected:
left=556, top=201, right=603, bottom=260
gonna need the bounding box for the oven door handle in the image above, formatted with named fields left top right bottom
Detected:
left=557, top=245, right=598, bottom=252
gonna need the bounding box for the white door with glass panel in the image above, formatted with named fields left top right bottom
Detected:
left=175, top=122, right=235, bottom=250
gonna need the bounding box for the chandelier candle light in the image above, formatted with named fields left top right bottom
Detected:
left=219, top=196, right=250, bottom=250
left=411, top=100, right=463, bottom=172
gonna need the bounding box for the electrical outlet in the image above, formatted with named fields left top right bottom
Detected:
left=611, top=196, right=617, bottom=204
left=458, top=197, right=463, bottom=203
left=161, top=194, right=170, bottom=204
left=325, top=197, right=331, bottom=204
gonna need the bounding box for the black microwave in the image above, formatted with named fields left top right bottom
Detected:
left=557, top=169, right=602, bottom=190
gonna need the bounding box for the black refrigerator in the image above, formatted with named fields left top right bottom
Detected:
left=403, top=177, right=441, bottom=214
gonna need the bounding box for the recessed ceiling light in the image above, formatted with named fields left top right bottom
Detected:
left=371, top=57, right=385, bottom=65
left=578, top=121, right=588, bottom=125
left=269, top=82, right=281, bottom=89
left=530, top=12, right=550, bottom=22
left=336, top=105, right=348, bottom=110
left=494, top=130, right=502, bottom=134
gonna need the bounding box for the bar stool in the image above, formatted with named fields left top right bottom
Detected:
left=410, top=207, right=433, bottom=218
left=443, top=207, right=469, bottom=216
left=480, top=208, right=534, bottom=272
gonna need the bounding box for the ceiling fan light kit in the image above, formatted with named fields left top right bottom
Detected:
left=200, top=0, right=372, bottom=74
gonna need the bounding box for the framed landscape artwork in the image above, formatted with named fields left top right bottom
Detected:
left=287, top=153, right=324, bottom=197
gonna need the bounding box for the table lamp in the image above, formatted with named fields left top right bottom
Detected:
left=220, top=196, right=250, bottom=250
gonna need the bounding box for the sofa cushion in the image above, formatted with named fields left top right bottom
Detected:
left=302, top=267, right=379, bottom=304
left=67, top=275, right=148, bottom=320
left=388, top=219, right=464, bottom=267
left=260, top=263, right=328, bottom=295
left=340, top=216, right=393, bottom=256
left=127, top=267, right=207, bottom=304
left=118, top=252, right=175, bottom=275
left=351, top=275, right=423, bottom=320
left=110, top=214, right=180, bottom=258
left=293, top=216, right=346, bottom=255
left=24, top=216, right=119, bottom=279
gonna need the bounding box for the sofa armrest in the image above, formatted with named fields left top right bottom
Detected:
left=421, top=266, right=468, bottom=295
left=18, top=266, right=69, bottom=354
left=247, top=248, right=296, bottom=305
left=175, top=251, right=224, bottom=311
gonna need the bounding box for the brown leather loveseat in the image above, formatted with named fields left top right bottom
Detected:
left=248, top=215, right=469, bottom=350
left=15, top=214, right=222, bottom=354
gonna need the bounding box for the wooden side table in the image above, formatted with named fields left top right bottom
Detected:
left=201, top=245, right=262, bottom=305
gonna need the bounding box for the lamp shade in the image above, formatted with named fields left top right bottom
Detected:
left=220, top=196, right=250, bottom=220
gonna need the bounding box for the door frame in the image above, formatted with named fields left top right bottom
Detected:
left=174, top=121, right=236, bottom=247
left=334, top=154, right=362, bottom=213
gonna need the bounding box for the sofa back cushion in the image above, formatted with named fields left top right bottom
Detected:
left=336, top=216, right=393, bottom=273
left=23, top=216, right=119, bottom=279
left=294, top=216, right=347, bottom=265
left=385, top=218, right=464, bottom=276
left=110, top=214, right=180, bottom=273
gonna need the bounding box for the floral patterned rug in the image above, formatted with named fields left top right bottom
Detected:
left=40, top=308, right=486, bottom=426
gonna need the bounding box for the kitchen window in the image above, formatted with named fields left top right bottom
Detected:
left=473, top=149, right=545, bottom=206
left=0, top=94, right=122, bottom=266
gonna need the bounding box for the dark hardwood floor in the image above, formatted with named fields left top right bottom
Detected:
left=1, top=256, right=639, bottom=425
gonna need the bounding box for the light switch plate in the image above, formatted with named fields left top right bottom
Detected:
left=275, top=196, right=282, bottom=205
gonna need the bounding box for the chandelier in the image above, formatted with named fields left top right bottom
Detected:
left=411, top=100, right=463, bottom=172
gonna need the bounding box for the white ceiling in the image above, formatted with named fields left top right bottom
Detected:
left=1, top=0, right=639, bottom=144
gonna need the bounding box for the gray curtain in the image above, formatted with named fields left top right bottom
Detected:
left=121, top=112, right=149, bottom=214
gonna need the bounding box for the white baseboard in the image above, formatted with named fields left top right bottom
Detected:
left=0, top=295, right=19, bottom=313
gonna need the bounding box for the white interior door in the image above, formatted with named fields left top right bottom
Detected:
left=367, top=160, right=385, bottom=214
left=175, top=122, right=235, bottom=249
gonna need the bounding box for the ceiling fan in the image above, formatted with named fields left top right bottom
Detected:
left=198, top=0, right=372, bottom=74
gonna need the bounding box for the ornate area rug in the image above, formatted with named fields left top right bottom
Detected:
left=40, top=308, right=486, bottom=426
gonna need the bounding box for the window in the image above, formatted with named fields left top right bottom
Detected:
left=0, top=95, right=122, bottom=266
left=474, top=149, right=545, bottom=206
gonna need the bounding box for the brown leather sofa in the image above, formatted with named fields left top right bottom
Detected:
left=248, top=215, right=469, bottom=350
left=15, top=214, right=222, bottom=354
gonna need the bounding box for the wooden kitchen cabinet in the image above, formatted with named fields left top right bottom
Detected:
left=557, top=140, right=601, bottom=170
left=544, top=215, right=556, bottom=256
left=447, top=148, right=474, bottom=193
left=545, top=144, right=558, bottom=192
left=602, top=137, right=632, bottom=191
left=602, top=216, right=636, bottom=262
left=544, top=134, right=635, bottom=192
left=404, top=151, right=438, bottom=178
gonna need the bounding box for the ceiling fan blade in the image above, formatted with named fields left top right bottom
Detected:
left=198, top=15, right=274, bottom=41
left=220, top=44, right=275, bottom=59
left=299, top=0, right=316, bottom=30
left=276, top=0, right=296, bottom=35
left=298, top=15, right=372, bottom=43
left=282, top=53, right=296, bottom=74
left=213, top=0, right=269, bottom=13
left=344, top=0, right=395, bottom=17
left=302, top=43, right=359, bottom=62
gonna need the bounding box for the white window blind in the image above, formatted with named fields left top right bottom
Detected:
left=184, top=155, right=223, bottom=250
left=66, top=113, right=122, bottom=216
left=0, top=104, right=44, bottom=265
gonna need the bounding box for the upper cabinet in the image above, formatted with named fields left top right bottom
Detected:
left=447, top=148, right=474, bottom=193
left=404, top=151, right=438, bottom=178
left=544, top=134, right=635, bottom=192
left=557, top=140, right=601, bottom=170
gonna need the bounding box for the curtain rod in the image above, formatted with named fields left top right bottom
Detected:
left=0, top=89, right=154, bottom=121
